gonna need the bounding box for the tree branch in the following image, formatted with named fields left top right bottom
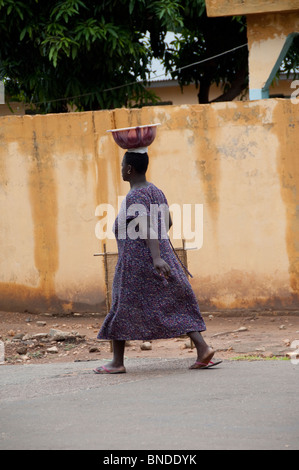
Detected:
left=210, top=66, right=247, bottom=103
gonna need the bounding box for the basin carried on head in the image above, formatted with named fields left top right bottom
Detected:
left=107, top=123, right=161, bottom=151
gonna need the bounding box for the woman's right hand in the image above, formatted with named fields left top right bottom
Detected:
left=153, top=257, right=171, bottom=278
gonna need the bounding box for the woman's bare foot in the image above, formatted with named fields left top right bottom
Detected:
left=189, top=346, right=215, bottom=370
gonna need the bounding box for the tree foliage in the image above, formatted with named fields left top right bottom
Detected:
left=280, top=34, right=299, bottom=78
left=164, top=1, right=249, bottom=103
left=0, top=0, right=298, bottom=112
left=0, top=0, right=183, bottom=112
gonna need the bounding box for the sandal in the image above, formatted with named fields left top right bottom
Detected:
left=93, top=365, right=126, bottom=374
left=191, top=360, right=222, bottom=370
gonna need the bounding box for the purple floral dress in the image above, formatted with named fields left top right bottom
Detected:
left=97, top=183, right=206, bottom=340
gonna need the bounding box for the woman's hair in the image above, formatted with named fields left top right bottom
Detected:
left=124, top=151, right=149, bottom=174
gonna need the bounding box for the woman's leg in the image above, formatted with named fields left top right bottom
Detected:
left=111, top=340, right=126, bottom=368
left=187, top=331, right=215, bottom=368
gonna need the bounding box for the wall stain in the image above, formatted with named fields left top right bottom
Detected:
left=248, top=12, right=299, bottom=42
left=92, top=110, right=120, bottom=257
left=0, top=114, right=108, bottom=313
left=275, top=101, right=299, bottom=301
left=0, top=137, right=8, bottom=190
left=29, top=130, right=59, bottom=302
left=193, top=106, right=220, bottom=222
left=192, top=269, right=294, bottom=311
left=0, top=281, right=105, bottom=314
left=93, top=113, right=110, bottom=208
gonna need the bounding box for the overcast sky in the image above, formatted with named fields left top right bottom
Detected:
left=148, top=32, right=175, bottom=81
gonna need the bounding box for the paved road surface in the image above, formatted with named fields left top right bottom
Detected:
left=0, top=358, right=298, bottom=450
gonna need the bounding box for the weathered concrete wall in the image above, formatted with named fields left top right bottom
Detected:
left=247, top=12, right=299, bottom=97
left=0, top=100, right=299, bottom=313
left=205, top=0, right=299, bottom=16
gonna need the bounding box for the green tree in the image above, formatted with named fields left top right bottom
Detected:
left=0, top=0, right=298, bottom=112
left=0, top=0, right=183, bottom=112
left=164, top=1, right=248, bottom=103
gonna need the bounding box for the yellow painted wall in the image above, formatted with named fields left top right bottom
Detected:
left=247, top=12, right=299, bottom=93
left=206, top=0, right=299, bottom=16
left=0, top=99, right=299, bottom=313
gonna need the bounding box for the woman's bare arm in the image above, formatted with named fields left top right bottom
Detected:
left=139, top=216, right=171, bottom=277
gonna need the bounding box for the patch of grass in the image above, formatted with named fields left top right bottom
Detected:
left=231, top=355, right=290, bottom=361
left=64, top=343, right=77, bottom=351
left=5, top=356, right=19, bottom=363
left=30, top=351, right=44, bottom=359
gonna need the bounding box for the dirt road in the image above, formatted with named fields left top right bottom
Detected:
left=1, top=310, right=299, bottom=365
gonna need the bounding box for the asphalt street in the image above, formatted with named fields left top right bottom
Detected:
left=0, top=358, right=298, bottom=450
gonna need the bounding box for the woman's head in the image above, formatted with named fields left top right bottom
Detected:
left=122, top=151, right=149, bottom=181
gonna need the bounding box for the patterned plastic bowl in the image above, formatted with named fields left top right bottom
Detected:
left=107, top=124, right=161, bottom=150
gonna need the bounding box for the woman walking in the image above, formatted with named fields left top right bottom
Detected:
left=94, top=150, right=221, bottom=374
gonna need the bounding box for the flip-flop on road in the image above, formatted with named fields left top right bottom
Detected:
left=93, top=365, right=126, bottom=374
